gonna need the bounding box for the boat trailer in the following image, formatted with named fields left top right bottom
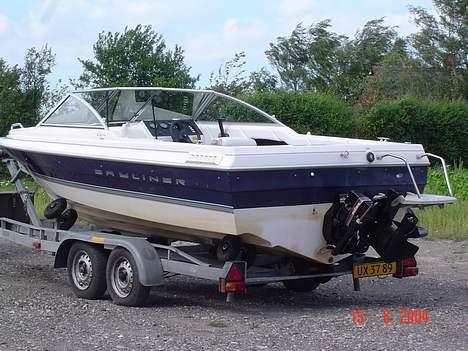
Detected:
left=0, top=157, right=455, bottom=306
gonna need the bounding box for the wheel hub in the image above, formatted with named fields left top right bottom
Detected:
left=111, top=258, right=134, bottom=298
left=221, top=242, right=231, bottom=252
left=72, top=251, right=93, bottom=290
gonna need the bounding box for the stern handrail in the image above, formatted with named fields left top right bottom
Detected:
left=376, top=153, right=422, bottom=198
left=416, top=153, right=453, bottom=197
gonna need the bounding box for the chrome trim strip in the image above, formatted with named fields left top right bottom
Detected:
left=34, top=174, right=234, bottom=213
left=40, top=124, right=105, bottom=129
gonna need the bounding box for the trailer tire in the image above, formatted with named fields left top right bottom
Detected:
left=238, top=245, right=256, bottom=267
left=106, top=248, right=150, bottom=307
left=282, top=279, right=320, bottom=292
left=44, top=198, right=67, bottom=219
left=280, top=259, right=320, bottom=292
left=67, top=242, right=108, bottom=300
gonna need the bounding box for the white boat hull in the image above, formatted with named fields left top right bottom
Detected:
left=36, top=175, right=337, bottom=263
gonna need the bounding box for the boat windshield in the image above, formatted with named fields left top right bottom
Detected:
left=73, top=88, right=278, bottom=125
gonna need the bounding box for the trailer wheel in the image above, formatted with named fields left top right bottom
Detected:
left=67, top=242, right=107, bottom=299
left=44, top=198, right=67, bottom=219
left=282, top=278, right=320, bottom=292
left=106, top=248, right=150, bottom=307
left=238, top=245, right=256, bottom=267
left=280, top=259, right=320, bottom=292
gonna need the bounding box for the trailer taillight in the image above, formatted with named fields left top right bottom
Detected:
left=402, top=266, right=419, bottom=277
left=394, top=256, right=418, bottom=278
left=402, top=257, right=416, bottom=267
left=219, top=262, right=246, bottom=294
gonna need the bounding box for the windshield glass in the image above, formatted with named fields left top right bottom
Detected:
left=42, top=95, right=104, bottom=127
left=73, top=89, right=277, bottom=125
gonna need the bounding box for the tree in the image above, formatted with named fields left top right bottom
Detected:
left=0, top=59, right=23, bottom=136
left=208, top=52, right=250, bottom=95
left=409, top=0, right=467, bottom=99
left=248, top=68, right=279, bottom=93
left=208, top=52, right=278, bottom=95
left=21, top=45, right=56, bottom=120
left=0, top=46, right=56, bottom=137
left=332, top=18, right=398, bottom=100
left=265, top=18, right=398, bottom=100
left=357, top=38, right=419, bottom=105
left=266, top=20, right=345, bottom=91
left=78, top=25, right=198, bottom=88
left=359, top=1, right=468, bottom=103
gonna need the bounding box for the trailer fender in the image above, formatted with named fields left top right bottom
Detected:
left=54, top=234, right=163, bottom=287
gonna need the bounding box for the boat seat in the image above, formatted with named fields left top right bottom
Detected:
left=211, top=137, right=257, bottom=146
left=119, top=122, right=153, bottom=139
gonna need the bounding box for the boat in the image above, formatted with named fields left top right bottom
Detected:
left=0, top=87, right=456, bottom=265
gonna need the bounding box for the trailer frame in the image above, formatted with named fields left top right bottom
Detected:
left=0, top=157, right=412, bottom=306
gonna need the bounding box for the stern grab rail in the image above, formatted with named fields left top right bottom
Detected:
left=377, top=152, right=454, bottom=200
left=416, top=153, right=453, bottom=197
left=376, top=153, right=422, bottom=198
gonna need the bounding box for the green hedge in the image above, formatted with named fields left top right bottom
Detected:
left=243, top=92, right=466, bottom=164
left=242, top=91, right=355, bottom=137
left=365, top=98, right=467, bottom=165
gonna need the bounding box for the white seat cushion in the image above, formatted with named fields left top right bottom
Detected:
left=211, top=137, right=257, bottom=146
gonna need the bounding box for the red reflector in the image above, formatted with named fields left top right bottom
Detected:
left=402, top=257, right=417, bottom=267
left=226, top=265, right=243, bottom=281
left=32, top=241, right=41, bottom=249
left=222, top=263, right=246, bottom=293
left=402, top=267, right=419, bottom=277
left=225, top=281, right=245, bottom=293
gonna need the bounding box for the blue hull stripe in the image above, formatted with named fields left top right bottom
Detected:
left=6, top=149, right=427, bottom=209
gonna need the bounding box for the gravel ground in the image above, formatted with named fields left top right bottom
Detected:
left=0, top=238, right=466, bottom=351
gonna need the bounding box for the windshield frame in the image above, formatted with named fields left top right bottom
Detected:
left=37, top=93, right=107, bottom=129
left=72, top=87, right=282, bottom=126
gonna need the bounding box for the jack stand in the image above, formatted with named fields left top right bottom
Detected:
left=226, top=292, right=235, bottom=303
left=353, top=277, right=360, bottom=291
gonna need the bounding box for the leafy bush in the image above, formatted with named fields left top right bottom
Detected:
left=242, top=91, right=355, bottom=137
left=364, top=98, right=467, bottom=164
left=242, top=93, right=466, bottom=165
left=425, top=162, right=467, bottom=200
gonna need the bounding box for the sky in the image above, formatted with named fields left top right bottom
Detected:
left=0, top=0, right=435, bottom=88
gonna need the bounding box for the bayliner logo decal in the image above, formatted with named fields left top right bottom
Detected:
left=94, top=169, right=186, bottom=186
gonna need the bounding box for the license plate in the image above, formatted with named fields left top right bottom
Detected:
left=352, top=261, right=397, bottom=278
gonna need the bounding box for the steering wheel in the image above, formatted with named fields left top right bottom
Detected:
left=170, top=120, right=201, bottom=143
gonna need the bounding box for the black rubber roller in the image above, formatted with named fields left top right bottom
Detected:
left=57, top=209, right=78, bottom=230
left=44, top=198, right=67, bottom=219
left=216, top=235, right=241, bottom=261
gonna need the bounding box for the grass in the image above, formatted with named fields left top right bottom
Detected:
left=417, top=201, right=467, bottom=241
left=418, top=163, right=467, bottom=241
left=207, top=321, right=227, bottom=328
left=0, top=164, right=466, bottom=241
left=0, top=177, right=51, bottom=219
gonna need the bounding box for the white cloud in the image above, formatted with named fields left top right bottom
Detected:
left=184, top=18, right=269, bottom=62
left=384, top=14, right=416, bottom=36
left=1, top=0, right=212, bottom=80
left=278, top=0, right=315, bottom=17
left=0, top=13, right=8, bottom=35
left=274, top=0, right=323, bottom=36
